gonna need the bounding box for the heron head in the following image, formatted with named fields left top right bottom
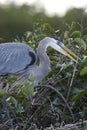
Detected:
left=45, top=37, right=78, bottom=62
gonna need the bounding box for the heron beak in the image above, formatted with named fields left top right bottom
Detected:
left=57, top=42, right=78, bottom=62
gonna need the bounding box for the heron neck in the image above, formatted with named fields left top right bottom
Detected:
left=37, top=43, right=51, bottom=68
left=35, top=44, right=51, bottom=81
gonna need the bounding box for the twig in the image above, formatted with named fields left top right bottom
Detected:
left=2, top=95, right=15, bottom=130
left=57, top=120, right=87, bottom=130
left=0, top=108, right=4, bottom=124
left=38, top=85, right=75, bottom=121
left=67, top=64, right=77, bottom=101
left=62, top=64, right=77, bottom=119
left=44, top=120, right=87, bottom=130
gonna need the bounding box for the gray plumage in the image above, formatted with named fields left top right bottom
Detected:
left=0, top=37, right=77, bottom=85
left=0, top=43, right=36, bottom=74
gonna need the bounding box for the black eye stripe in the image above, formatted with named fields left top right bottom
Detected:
left=51, top=37, right=64, bottom=47
left=54, top=37, right=61, bottom=41
left=51, top=37, right=60, bottom=41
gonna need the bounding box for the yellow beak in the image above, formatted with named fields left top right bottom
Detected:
left=60, top=45, right=78, bottom=62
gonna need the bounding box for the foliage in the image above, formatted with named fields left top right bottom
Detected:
left=0, top=6, right=87, bottom=129
left=0, top=4, right=87, bottom=42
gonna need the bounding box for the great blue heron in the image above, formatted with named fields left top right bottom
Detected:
left=0, top=37, right=78, bottom=86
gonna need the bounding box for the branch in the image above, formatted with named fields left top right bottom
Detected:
left=38, top=85, right=75, bottom=121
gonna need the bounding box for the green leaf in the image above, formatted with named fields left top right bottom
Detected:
left=73, top=89, right=87, bottom=102
left=80, top=66, right=87, bottom=75
left=0, top=88, right=6, bottom=96
left=8, top=75, right=17, bottom=84
left=20, top=83, right=34, bottom=96
left=74, top=38, right=87, bottom=50
left=71, top=31, right=81, bottom=37
left=7, top=96, right=18, bottom=108
left=29, top=76, right=35, bottom=82
left=16, top=104, right=24, bottom=113
left=80, top=59, right=87, bottom=67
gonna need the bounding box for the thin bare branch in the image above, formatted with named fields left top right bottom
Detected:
left=38, top=85, right=75, bottom=121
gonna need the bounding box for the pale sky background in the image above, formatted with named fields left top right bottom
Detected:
left=0, top=0, right=87, bottom=16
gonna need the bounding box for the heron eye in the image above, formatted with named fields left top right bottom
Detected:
left=51, top=37, right=61, bottom=42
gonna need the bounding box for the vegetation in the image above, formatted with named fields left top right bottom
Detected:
left=0, top=4, right=87, bottom=42
left=0, top=4, right=87, bottom=130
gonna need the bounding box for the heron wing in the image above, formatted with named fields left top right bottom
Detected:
left=0, top=42, right=36, bottom=75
